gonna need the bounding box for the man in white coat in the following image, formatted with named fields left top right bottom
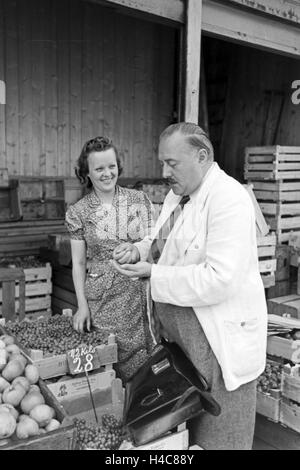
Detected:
left=112, top=122, right=268, bottom=450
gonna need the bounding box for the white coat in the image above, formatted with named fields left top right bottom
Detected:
left=135, top=163, right=268, bottom=391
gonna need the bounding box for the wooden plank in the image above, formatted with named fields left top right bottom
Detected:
left=44, top=0, right=58, bottom=176
left=280, top=400, right=300, bottom=434
left=5, top=0, right=19, bottom=176
left=52, top=285, right=77, bottom=306
left=256, top=234, right=276, bottom=246
left=52, top=296, right=77, bottom=313
left=244, top=184, right=269, bottom=236
left=257, top=246, right=276, bottom=258
left=202, top=0, right=300, bottom=58
left=0, top=1, right=6, bottom=168
left=18, top=0, right=33, bottom=176
left=88, top=0, right=184, bottom=25
left=2, top=280, right=16, bottom=321
left=69, top=0, right=82, bottom=177
left=256, top=391, right=281, bottom=422
left=184, top=0, right=202, bottom=123
left=31, top=0, right=45, bottom=177
left=282, top=372, right=300, bottom=403
left=252, top=181, right=300, bottom=192
left=259, top=259, right=277, bottom=273
left=0, top=281, right=52, bottom=301
left=254, top=190, right=300, bottom=202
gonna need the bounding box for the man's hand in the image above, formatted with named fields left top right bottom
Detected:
left=113, top=242, right=140, bottom=264
left=111, top=260, right=152, bottom=278
left=73, top=305, right=91, bottom=333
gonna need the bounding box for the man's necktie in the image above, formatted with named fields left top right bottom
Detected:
left=150, top=195, right=190, bottom=264
left=148, top=195, right=190, bottom=342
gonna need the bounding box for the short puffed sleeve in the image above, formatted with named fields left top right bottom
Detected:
left=65, top=204, right=85, bottom=240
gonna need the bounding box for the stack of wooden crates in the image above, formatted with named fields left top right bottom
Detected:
left=244, top=146, right=300, bottom=297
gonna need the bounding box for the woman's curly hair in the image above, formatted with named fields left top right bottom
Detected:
left=75, top=136, right=123, bottom=188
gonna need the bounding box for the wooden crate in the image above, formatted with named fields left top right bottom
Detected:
left=0, top=319, right=118, bottom=379
left=46, top=369, right=116, bottom=403
left=27, top=335, right=117, bottom=380
left=244, top=146, right=300, bottom=181
left=62, top=377, right=124, bottom=426
left=17, top=177, right=65, bottom=220
left=257, top=233, right=276, bottom=288
left=0, top=180, right=21, bottom=222
left=0, top=262, right=52, bottom=317
left=280, top=398, right=300, bottom=434
left=266, top=280, right=292, bottom=299
left=267, top=294, right=300, bottom=318
left=281, top=369, right=300, bottom=403
left=267, top=336, right=300, bottom=363
left=256, top=390, right=281, bottom=422
left=0, top=379, right=76, bottom=450
left=252, top=181, right=300, bottom=202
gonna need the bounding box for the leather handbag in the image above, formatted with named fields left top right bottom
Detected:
left=123, top=339, right=221, bottom=446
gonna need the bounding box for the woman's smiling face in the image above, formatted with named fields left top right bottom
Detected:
left=87, top=148, right=119, bottom=194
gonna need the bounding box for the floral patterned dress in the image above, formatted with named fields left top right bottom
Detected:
left=65, top=185, right=154, bottom=382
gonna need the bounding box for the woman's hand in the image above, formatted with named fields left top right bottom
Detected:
left=113, top=243, right=140, bottom=264
left=111, top=260, right=152, bottom=278
left=73, top=305, right=91, bottom=333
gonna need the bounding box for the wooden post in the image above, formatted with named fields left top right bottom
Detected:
left=182, top=0, right=203, bottom=124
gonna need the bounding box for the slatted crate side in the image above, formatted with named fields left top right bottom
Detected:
left=280, top=399, right=300, bottom=434
left=267, top=294, right=300, bottom=318
left=23, top=263, right=52, bottom=282
left=259, top=202, right=300, bottom=217
left=254, top=190, right=300, bottom=202
left=256, top=390, right=281, bottom=422
left=245, top=148, right=300, bottom=181
left=0, top=295, right=52, bottom=316
left=281, top=372, right=300, bottom=403
left=46, top=369, right=116, bottom=403
left=0, top=280, right=52, bottom=301
left=259, top=259, right=277, bottom=274
left=0, top=322, right=118, bottom=380
left=267, top=335, right=300, bottom=363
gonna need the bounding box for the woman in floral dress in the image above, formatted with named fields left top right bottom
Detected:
left=65, top=136, right=154, bottom=381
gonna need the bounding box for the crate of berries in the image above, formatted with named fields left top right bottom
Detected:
left=69, top=377, right=125, bottom=450
left=256, top=360, right=283, bottom=422
left=0, top=256, right=52, bottom=317
left=0, top=313, right=118, bottom=379
left=0, top=333, right=76, bottom=450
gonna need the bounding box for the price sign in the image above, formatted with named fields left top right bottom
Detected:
left=67, top=344, right=99, bottom=375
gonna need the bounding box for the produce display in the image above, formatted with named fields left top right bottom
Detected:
left=5, top=315, right=109, bottom=355
left=0, top=256, right=44, bottom=269
left=257, top=361, right=283, bottom=393
left=73, top=415, right=124, bottom=450
left=0, top=334, right=61, bottom=443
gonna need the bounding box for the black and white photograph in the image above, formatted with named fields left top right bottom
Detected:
left=0, top=0, right=300, bottom=453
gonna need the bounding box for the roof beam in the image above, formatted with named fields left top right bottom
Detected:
left=87, top=0, right=185, bottom=25
left=202, top=0, right=300, bottom=57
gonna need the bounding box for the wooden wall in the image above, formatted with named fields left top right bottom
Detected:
left=204, top=37, right=300, bottom=182
left=0, top=0, right=176, bottom=178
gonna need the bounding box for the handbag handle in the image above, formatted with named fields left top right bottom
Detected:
left=171, top=386, right=201, bottom=413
